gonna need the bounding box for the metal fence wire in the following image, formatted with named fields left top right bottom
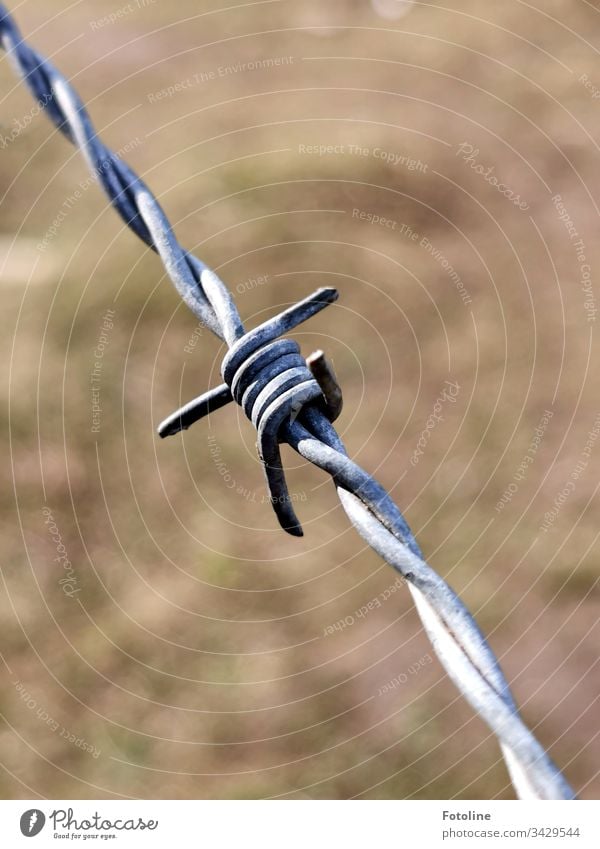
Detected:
left=0, top=2, right=576, bottom=800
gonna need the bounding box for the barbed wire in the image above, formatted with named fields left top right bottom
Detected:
left=0, top=2, right=575, bottom=800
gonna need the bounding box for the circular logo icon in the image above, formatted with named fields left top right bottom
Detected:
left=20, top=810, right=46, bottom=837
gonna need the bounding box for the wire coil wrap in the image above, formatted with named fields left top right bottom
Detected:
left=223, top=336, right=323, bottom=534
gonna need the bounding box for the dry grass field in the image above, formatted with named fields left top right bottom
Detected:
left=1, top=0, right=599, bottom=799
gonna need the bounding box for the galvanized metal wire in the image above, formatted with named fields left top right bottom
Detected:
left=0, top=2, right=575, bottom=799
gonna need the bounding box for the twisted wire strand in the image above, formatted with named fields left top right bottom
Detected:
left=0, top=3, right=575, bottom=799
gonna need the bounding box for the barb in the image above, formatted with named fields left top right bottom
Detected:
left=0, top=3, right=575, bottom=799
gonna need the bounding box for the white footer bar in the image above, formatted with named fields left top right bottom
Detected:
left=0, top=799, right=597, bottom=848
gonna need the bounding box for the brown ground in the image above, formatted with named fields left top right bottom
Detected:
left=1, top=0, right=598, bottom=799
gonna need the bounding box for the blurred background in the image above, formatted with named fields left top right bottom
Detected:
left=1, top=0, right=598, bottom=799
